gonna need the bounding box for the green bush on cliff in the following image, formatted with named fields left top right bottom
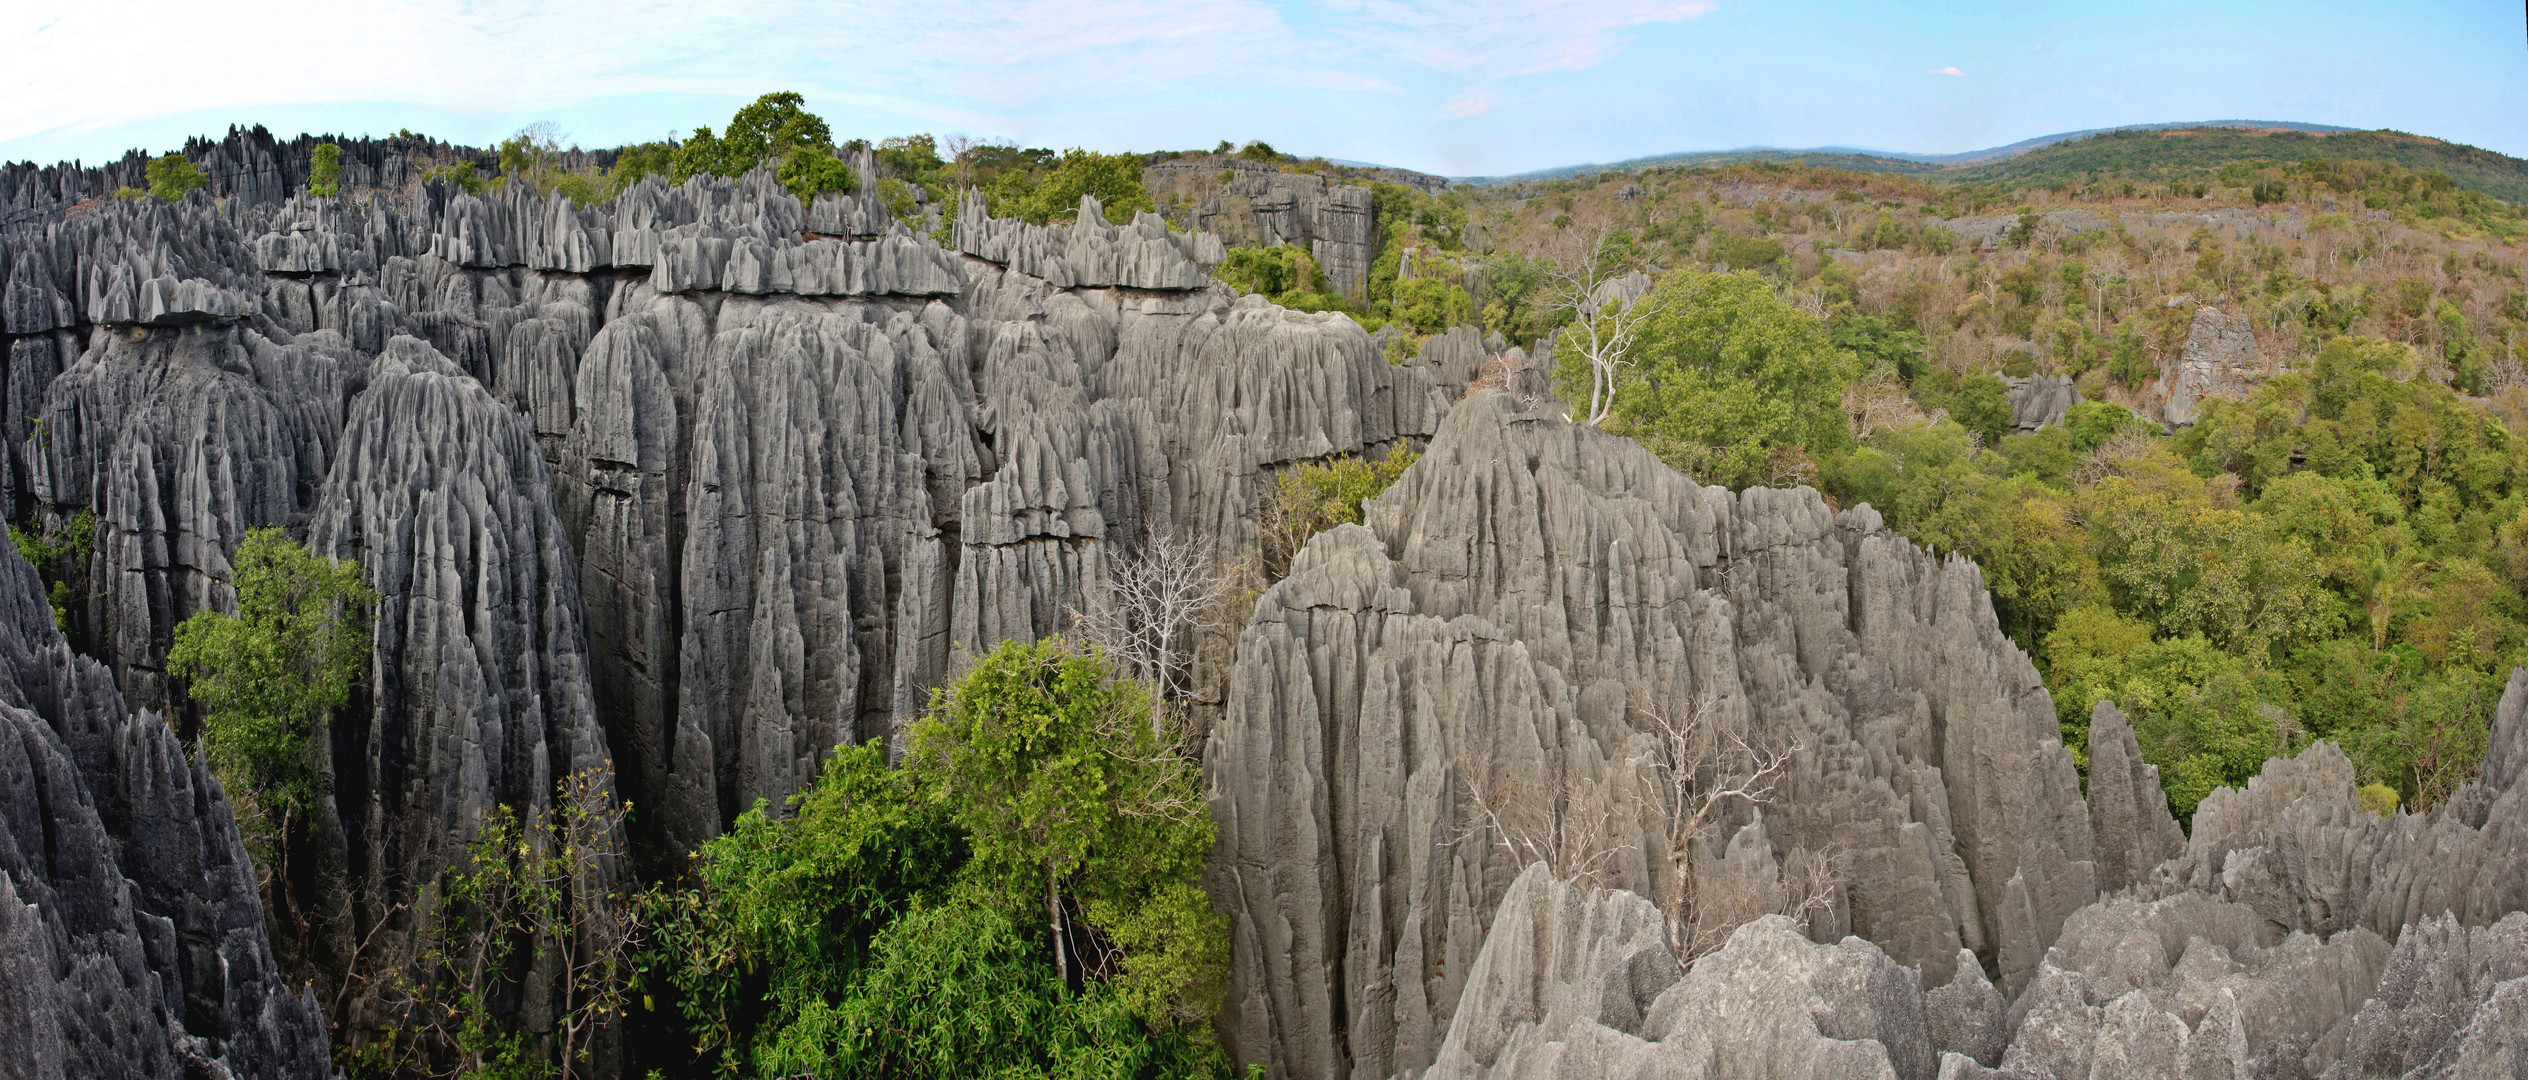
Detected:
left=147, top=152, right=207, bottom=201
left=168, top=528, right=373, bottom=845
left=646, top=640, right=1229, bottom=1079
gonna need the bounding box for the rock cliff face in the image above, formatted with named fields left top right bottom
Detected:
left=1414, top=658, right=2528, bottom=1080
left=0, top=533, right=328, bottom=1078
left=8, top=133, right=2528, bottom=1080
left=1209, top=392, right=2158, bottom=1079
left=1146, top=157, right=1380, bottom=303
left=0, top=155, right=1444, bottom=918
left=2156, top=306, right=2279, bottom=426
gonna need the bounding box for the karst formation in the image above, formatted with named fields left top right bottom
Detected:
left=0, top=126, right=2523, bottom=1079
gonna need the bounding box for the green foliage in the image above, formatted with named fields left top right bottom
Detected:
left=1605, top=268, right=1860, bottom=489
left=994, top=149, right=1154, bottom=226
left=1478, top=252, right=1564, bottom=346
left=905, top=642, right=1225, bottom=1035
left=147, top=152, right=207, bottom=201
left=648, top=742, right=963, bottom=1073
left=1832, top=315, right=1926, bottom=382
left=1391, top=276, right=1473, bottom=335
left=167, top=528, right=373, bottom=841
left=1911, top=368, right=2014, bottom=446
left=1216, top=244, right=1342, bottom=311
left=309, top=143, right=344, bottom=198
left=1237, top=140, right=1278, bottom=162
left=2063, top=401, right=2156, bottom=451
left=422, top=160, right=490, bottom=196
left=9, top=510, right=95, bottom=630
left=1709, top=233, right=1785, bottom=273
left=647, top=645, right=1231, bottom=1079
left=671, top=92, right=857, bottom=203
left=1261, top=450, right=1421, bottom=579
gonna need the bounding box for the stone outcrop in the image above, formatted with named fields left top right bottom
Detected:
left=1428, top=864, right=1939, bottom=1080
left=1210, top=391, right=2135, bottom=1079
left=2002, top=374, right=2079, bottom=434
left=0, top=530, right=326, bottom=1078
left=1146, top=156, right=1380, bottom=302
left=2157, top=306, right=2279, bottom=426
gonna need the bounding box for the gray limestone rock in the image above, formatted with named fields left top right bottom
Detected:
left=2086, top=702, right=2185, bottom=895
left=1428, top=865, right=1934, bottom=1080
left=1210, top=392, right=2102, bottom=1079
left=2001, top=375, right=2079, bottom=434
left=0, top=523, right=326, bottom=1079
left=2159, top=307, right=2278, bottom=426
left=1146, top=156, right=1379, bottom=302
left=306, top=334, right=617, bottom=985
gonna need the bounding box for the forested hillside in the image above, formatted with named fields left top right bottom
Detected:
left=1189, top=132, right=2528, bottom=819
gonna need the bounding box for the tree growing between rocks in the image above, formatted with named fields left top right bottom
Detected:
left=1548, top=229, right=1664, bottom=426
left=169, top=528, right=373, bottom=887
left=309, top=142, right=344, bottom=197
left=147, top=150, right=207, bottom=201
left=643, top=641, right=1231, bottom=1078
left=1071, top=530, right=1236, bottom=720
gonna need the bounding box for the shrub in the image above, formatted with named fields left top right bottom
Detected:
left=8, top=510, right=95, bottom=630
left=167, top=528, right=373, bottom=848
left=1603, top=268, right=1859, bottom=489
left=147, top=151, right=207, bottom=201
left=1260, top=450, right=1421, bottom=579
left=308, top=142, right=343, bottom=198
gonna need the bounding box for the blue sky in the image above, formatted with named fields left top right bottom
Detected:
left=4, top=0, right=2523, bottom=177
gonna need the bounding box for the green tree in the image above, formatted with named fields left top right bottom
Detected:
left=147, top=151, right=208, bottom=201
left=1606, top=268, right=1860, bottom=489
left=167, top=528, right=373, bottom=849
left=308, top=142, right=344, bottom=198
left=1002, top=149, right=1154, bottom=226
left=673, top=92, right=858, bottom=203
left=905, top=642, right=1225, bottom=1035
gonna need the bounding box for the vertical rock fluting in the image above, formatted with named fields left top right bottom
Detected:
left=305, top=335, right=616, bottom=987
left=0, top=531, right=327, bottom=1078
left=1209, top=392, right=2119, bottom=1080
left=30, top=322, right=352, bottom=712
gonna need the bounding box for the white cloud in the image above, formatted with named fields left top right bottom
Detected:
left=1931, top=66, right=1965, bottom=76
left=0, top=0, right=1716, bottom=151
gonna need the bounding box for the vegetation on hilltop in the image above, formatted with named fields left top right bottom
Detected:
left=1417, top=147, right=2526, bottom=819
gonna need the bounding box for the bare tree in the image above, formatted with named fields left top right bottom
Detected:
left=1457, top=755, right=1633, bottom=890
left=1072, top=530, right=1236, bottom=723
left=1631, top=693, right=1829, bottom=965
left=1548, top=228, right=1664, bottom=426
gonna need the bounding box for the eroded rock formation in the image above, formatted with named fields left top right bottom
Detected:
left=0, top=533, right=327, bottom=1078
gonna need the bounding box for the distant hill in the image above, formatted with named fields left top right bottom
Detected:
left=1948, top=127, right=2528, bottom=204
left=1461, top=121, right=2528, bottom=206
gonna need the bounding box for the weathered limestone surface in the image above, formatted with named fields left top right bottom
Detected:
left=2158, top=306, right=2279, bottom=426
left=1146, top=156, right=1381, bottom=302
left=1209, top=392, right=2122, bottom=1079
left=1427, top=864, right=1938, bottom=1080
left=0, top=534, right=326, bottom=1078
left=2001, top=374, right=2079, bottom=434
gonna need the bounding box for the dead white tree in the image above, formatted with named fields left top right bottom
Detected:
left=1072, top=529, right=1235, bottom=724
left=1548, top=229, right=1663, bottom=426
left=1457, top=753, right=1633, bottom=890
left=1631, top=692, right=1826, bottom=965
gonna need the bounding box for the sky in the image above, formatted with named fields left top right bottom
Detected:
left=3, top=0, right=2524, bottom=178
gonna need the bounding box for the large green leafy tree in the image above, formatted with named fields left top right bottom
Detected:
left=168, top=526, right=372, bottom=939
left=674, top=91, right=858, bottom=204
left=1603, top=268, right=1861, bottom=489
left=906, top=641, right=1224, bottom=1033
left=645, top=641, right=1228, bottom=1079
